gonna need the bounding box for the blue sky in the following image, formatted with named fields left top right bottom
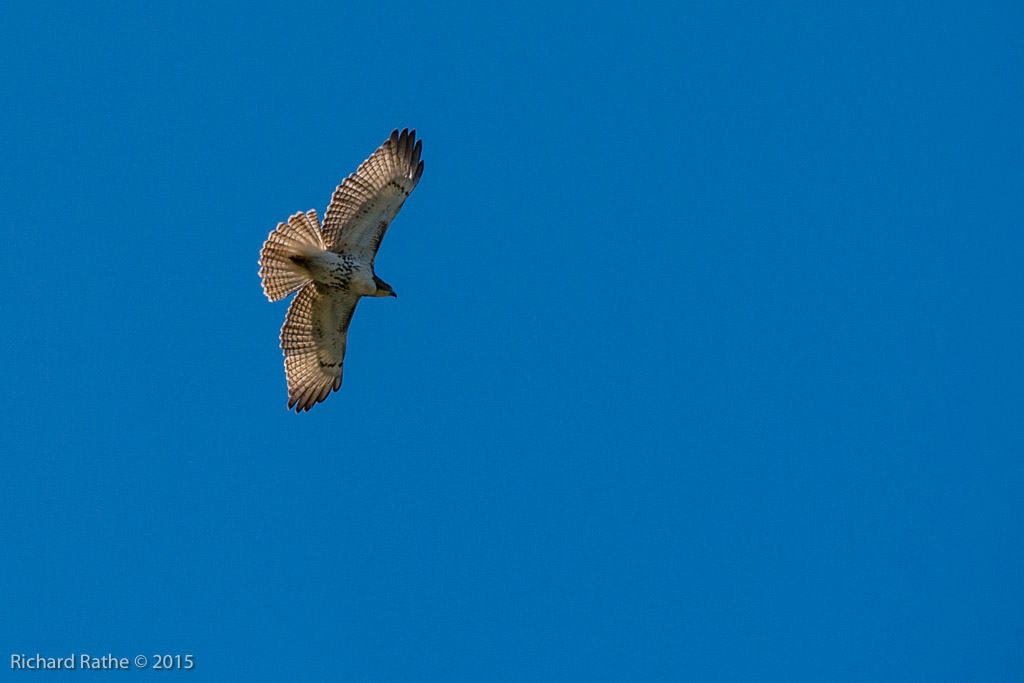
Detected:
left=1, top=1, right=1022, bottom=680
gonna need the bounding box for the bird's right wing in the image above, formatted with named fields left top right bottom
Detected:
left=321, top=128, right=423, bottom=263
left=280, top=283, right=360, bottom=412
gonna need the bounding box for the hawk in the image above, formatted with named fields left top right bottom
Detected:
left=258, top=128, right=424, bottom=412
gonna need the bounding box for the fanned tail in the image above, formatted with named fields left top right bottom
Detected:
left=258, top=210, right=325, bottom=302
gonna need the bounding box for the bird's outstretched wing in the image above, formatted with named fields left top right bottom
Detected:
left=322, top=128, right=423, bottom=262
left=280, top=283, right=360, bottom=412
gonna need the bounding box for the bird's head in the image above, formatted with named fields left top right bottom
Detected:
left=372, top=276, right=397, bottom=298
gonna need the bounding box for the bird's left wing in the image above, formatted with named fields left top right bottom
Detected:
left=280, top=283, right=360, bottom=412
left=321, top=128, right=423, bottom=263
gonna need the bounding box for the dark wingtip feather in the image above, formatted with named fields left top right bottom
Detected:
left=398, top=128, right=409, bottom=159
left=287, top=380, right=340, bottom=413
left=411, top=139, right=422, bottom=167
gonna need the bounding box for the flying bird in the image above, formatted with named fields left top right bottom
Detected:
left=258, top=128, right=423, bottom=412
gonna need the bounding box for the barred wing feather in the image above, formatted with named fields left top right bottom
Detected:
left=280, top=283, right=360, bottom=412
left=322, top=128, right=423, bottom=262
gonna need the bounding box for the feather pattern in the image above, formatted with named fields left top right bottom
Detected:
left=280, top=283, right=359, bottom=412
left=258, top=210, right=326, bottom=302
left=322, top=128, right=424, bottom=262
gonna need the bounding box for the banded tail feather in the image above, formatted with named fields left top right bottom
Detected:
left=258, top=210, right=325, bottom=301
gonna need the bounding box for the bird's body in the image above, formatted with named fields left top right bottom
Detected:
left=289, top=249, right=378, bottom=295
left=258, top=128, right=423, bottom=412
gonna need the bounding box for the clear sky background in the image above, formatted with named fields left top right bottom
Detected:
left=1, top=1, right=1022, bottom=680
